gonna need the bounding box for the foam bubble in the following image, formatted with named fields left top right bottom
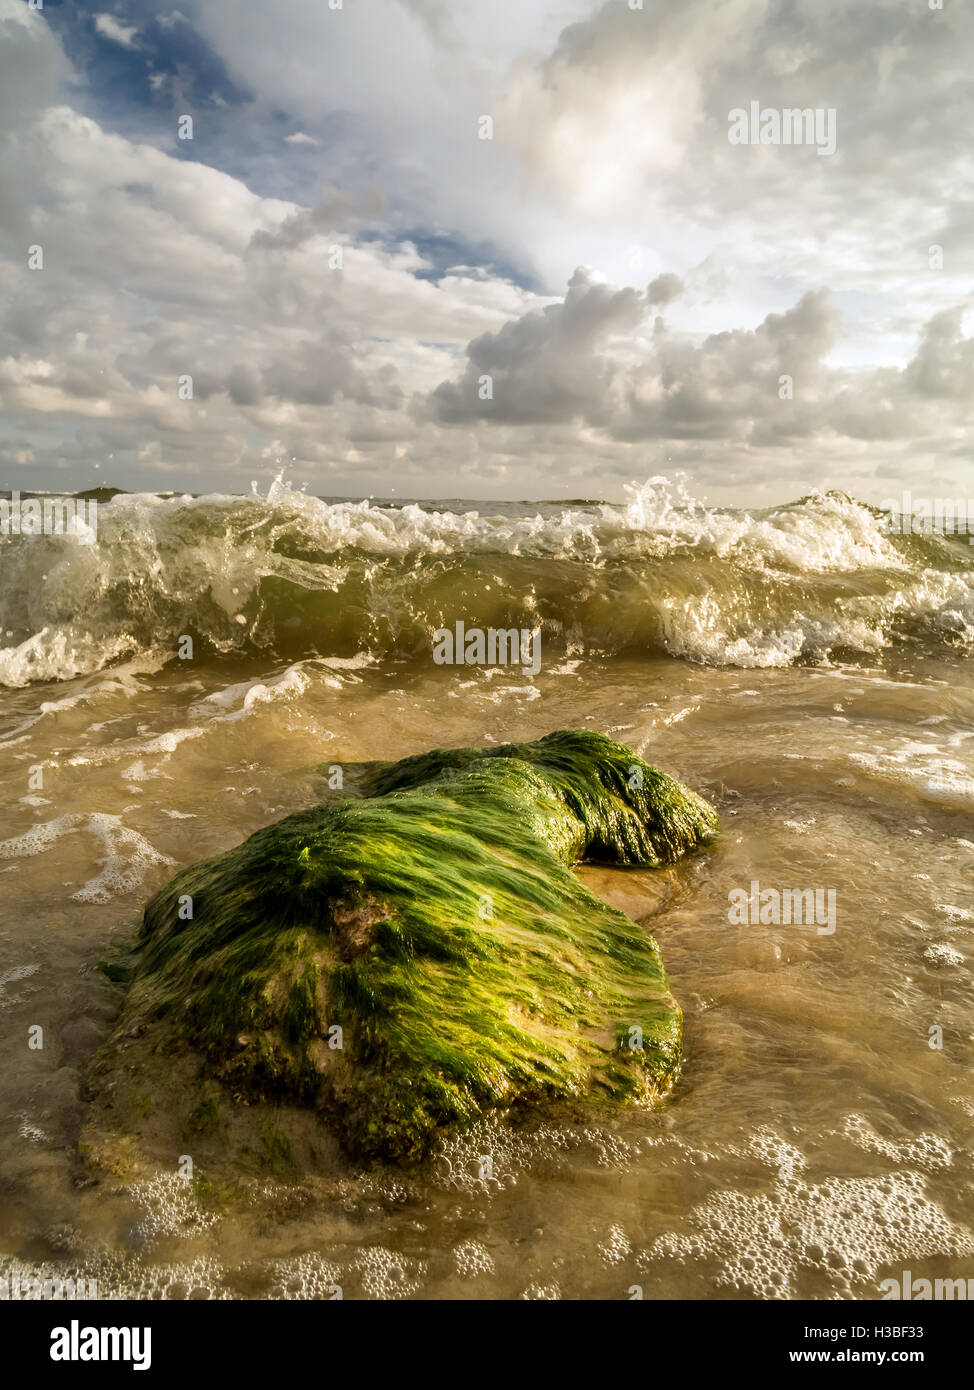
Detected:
left=923, top=943, right=965, bottom=967
left=453, top=1240, right=495, bottom=1279
left=125, top=1173, right=220, bottom=1246
left=839, top=1115, right=953, bottom=1171
left=354, top=1246, right=426, bottom=1300
left=597, top=1225, right=633, bottom=1265
left=0, top=963, right=39, bottom=1008
left=0, top=1252, right=231, bottom=1302
left=649, top=1168, right=974, bottom=1298
left=937, top=903, right=974, bottom=925
left=261, top=1254, right=343, bottom=1300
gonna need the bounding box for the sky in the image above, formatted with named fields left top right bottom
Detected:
left=0, top=0, right=972, bottom=504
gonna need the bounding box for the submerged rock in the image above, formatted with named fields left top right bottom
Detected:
left=95, top=731, right=718, bottom=1165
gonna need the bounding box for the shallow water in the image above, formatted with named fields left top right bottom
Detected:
left=1, top=486, right=972, bottom=1299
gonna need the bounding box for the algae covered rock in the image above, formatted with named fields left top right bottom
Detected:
left=102, top=730, right=718, bottom=1164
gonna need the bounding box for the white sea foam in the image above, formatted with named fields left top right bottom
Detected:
left=0, top=813, right=174, bottom=902
left=188, top=662, right=313, bottom=721
left=0, top=963, right=40, bottom=1008
left=649, top=1166, right=974, bottom=1298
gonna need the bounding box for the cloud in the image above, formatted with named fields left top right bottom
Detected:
left=647, top=273, right=684, bottom=309
left=93, top=13, right=139, bottom=49
left=427, top=268, right=974, bottom=462
left=902, top=307, right=974, bottom=400
left=0, top=0, right=972, bottom=503
left=429, top=267, right=646, bottom=426
left=0, top=9, right=546, bottom=494
left=249, top=184, right=386, bottom=252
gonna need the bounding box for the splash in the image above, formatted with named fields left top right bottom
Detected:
left=1, top=478, right=971, bottom=685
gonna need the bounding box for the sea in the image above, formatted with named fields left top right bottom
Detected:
left=0, top=477, right=972, bottom=1300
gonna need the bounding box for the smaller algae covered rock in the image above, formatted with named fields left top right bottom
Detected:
left=100, top=731, right=718, bottom=1164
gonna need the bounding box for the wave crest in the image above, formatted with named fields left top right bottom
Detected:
left=1, top=478, right=971, bottom=685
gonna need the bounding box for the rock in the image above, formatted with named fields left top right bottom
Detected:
left=93, top=730, right=718, bottom=1164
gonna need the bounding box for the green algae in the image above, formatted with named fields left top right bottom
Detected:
left=106, top=730, right=718, bottom=1164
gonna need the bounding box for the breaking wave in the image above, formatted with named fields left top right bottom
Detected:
left=1, top=477, right=972, bottom=686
